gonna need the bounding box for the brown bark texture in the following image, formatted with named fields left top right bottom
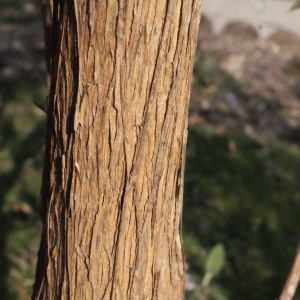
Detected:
left=32, top=0, right=202, bottom=299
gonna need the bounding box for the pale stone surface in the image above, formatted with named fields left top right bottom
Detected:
left=202, top=0, right=300, bottom=38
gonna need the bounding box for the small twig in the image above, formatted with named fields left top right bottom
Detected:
left=33, top=97, right=48, bottom=114
left=279, top=244, right=300, bottom=300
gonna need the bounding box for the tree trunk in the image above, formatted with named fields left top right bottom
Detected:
left=32, top=0, right=201, bottom=299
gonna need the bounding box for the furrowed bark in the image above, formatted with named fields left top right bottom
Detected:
left=32, top=0, right=202, bottom=299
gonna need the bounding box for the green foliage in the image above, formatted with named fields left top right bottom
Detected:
left=0, top=79, right=46, bottom=299
left=290, top=0, right=300, bottom=11
left=204, top=243, right=225, bottom=278
left=0, top=0, right=22, bottom=9
left=193, top=52, right=245, bottom=96
left=186, top=243, right=228, bottom=300
left=183, top=128, right=300, bottom=300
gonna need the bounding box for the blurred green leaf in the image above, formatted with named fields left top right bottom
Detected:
left=205, top=243, right=225, bottom=275
left=290, top=0, right=300, bottom=11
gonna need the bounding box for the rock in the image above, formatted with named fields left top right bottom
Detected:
left=220, top=53, right=246, bottom=80
left=268, top=30, right=300, bottom=51
left=198, top=14, right=213, bottom=41
left=222, top=21, right=258, bottom=40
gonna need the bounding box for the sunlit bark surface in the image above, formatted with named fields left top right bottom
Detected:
left=32, top=0, right=201, bottom=299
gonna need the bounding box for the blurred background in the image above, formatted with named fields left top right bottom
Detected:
left=0, top=0, right=300, bottom=299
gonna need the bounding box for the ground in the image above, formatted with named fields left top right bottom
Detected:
left=191, top=14, right=300, bottom=145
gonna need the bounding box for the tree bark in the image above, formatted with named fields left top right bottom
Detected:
left=32, top=0, right=202, bottom=299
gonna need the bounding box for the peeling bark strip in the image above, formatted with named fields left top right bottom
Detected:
left=32, top=0, right=202, bottom=299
